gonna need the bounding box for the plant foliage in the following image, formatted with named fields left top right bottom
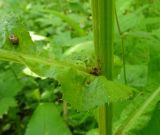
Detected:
left=0, top=0, right=160, bottom=135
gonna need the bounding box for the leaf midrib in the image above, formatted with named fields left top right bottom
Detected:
left=115, top=87, right=160, bottom=135
left=0, top=49, right=86, bottom=73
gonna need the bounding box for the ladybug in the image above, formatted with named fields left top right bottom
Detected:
left=9, top=34, right=19, bottom=45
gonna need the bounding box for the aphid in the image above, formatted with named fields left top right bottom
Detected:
left=89, top=67, right=101, bottom=76
left=9, top=34, right=19, bottom=45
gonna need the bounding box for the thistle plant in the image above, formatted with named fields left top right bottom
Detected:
left=91, top=0, right=115, bottom=135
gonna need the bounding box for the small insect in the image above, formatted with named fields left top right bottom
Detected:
left=86, top=80, right=91, bottom=85
left=9, top=34, right=19, bottom=45
left=89, top=67, right=101, bottom=76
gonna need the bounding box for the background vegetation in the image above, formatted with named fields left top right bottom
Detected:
left=0, top=0, right=160, bottom=135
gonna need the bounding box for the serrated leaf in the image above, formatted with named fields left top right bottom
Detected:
left=60, top=69, right=133, bottom=111
left=0, top=47, right=133, bottom=111
left=0, top=70, right=22, bottom=116
left=0, top=70, right=22, bottom=98
left=0, top=49, right=133, bottom=111
left=0, top=13, right=134, bottom=111
left=25, top=103, right=72, bottom=135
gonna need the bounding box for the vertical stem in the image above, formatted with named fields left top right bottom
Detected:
left=91, top=0, right=115, bottom=135
left=115, top=8, right=127, bottom=84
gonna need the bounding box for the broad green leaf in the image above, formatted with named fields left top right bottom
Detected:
left=63, top=41, right=96, bottom=69
left=0, top=97, right=17, bottom=117
left=26, top=5, right=86, bottom=37
left=113, top=87, right=160, bottom=135
left=63, top=41, right=123, bottom=76
left=118, top=65, right=148, bottom=87
left=124, top=31, right=154, bottom=39
left=0, top=49, right=133, bottom=111
left=0, top=13, right=134, bottom=111
left=0, top=12, right=35, bottom=54
left=144, top=17, right=160, bottom=25
left=0, top=70, right=22, bottom=98
left=60, top=70, right=133, bottom=111
left=0, top=70, right=22, bottom=117
left=43, top=10, right=86, bottom=36
left=126, top=44, right=150, bottom=65
left=86, top=129, right=99, bottom=135
left=117, top=4, right=147, bottom=32
left=25, top=103, right=72, bottom=135
left=137, top=103, right=160, bottom=135
left=148, top=44, right=160, bottom=76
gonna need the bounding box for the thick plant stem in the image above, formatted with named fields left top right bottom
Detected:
left=91, top=0, right=115, bottom=135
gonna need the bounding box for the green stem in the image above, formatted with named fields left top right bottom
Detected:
left=115, top=7, right=127, bottom=84
left=63, top=101, right=68, bottom=121
left=91, top=0, right=115, bottom=135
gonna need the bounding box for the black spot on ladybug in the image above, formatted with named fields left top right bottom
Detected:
left=9, top=34, right=19, bottom=45
left=89, top=67, right=101, bottom=76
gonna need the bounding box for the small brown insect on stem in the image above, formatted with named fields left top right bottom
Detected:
left=89, top=67, right=101, bottom=76
left=9, top=34, right=19, bottom=45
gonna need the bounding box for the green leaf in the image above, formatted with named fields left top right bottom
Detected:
left=126, top=44, right=150, bottom=65
left=124, top=31, right=154, bottom=39
left=113, top=87, right=160, bottom=135
left=137, top=103, right=160, bottom=135
left=0, top=97, right=17, bottom=117
left=63, top=41, right=96, bottom=69
left=87, top=129, right=99, bottom=135
left=0, top=70, right=22, bottom=117
left=60, top=69, right=133, bottom=111
left=118, top=65, right=148, bottom=87
left=0, top=70, right=22, bottom=98
left=43, top=10, right=86, bottom=36
left=0, top=48, right=133, bottom=111
left=117, top=4, right=147, bottom=32
left=0, top=12, right=35, bottom=54
left=0, top=13, right=134, bottom=111
left=25, top=103, right=72, bottom=135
